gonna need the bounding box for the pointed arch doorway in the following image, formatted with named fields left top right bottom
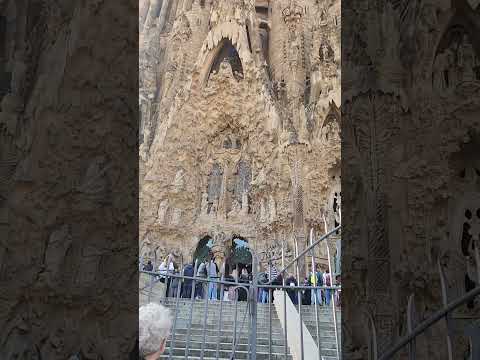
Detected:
left=225, top=235, right=252, bottom=277
left=193, top=235, right=214, bottom=263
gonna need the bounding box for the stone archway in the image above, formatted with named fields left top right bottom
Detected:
left=225, top=235, right=252, bottom=276
left=193, top=235, right=214, bottom=263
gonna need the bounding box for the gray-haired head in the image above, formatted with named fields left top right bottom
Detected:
left=139, top=302, right=172, bottom=357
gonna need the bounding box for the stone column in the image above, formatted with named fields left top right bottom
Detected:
left=144, top=0, right=163, bottom=30
left=286, top=143, right=308, bottom=278
left=139, top=0, right=151, bottom=32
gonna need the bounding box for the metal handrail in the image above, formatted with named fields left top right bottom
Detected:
left=140, top=269, right=341, bottom=290
left=379, top=285, right=480, bottom=360
left=139, top=224, right=342, bottom=360
left=271, top=225, right=341, bottom=283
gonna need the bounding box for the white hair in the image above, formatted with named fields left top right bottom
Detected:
left=139, top=302, right=172, bottom=357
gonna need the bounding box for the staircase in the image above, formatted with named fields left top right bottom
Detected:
left=156, top=297, right=340, bottom=360
left=298, top=304, right=341, bottom=360
left=159, top=298, right=292, bottom=359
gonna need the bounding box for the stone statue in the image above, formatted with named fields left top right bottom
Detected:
left=241, top=191, right=249, bottom=215
left=172, top=14, right=191, bottom=42
left=201, top=192, right=209, bottom=215
left=211, top=200, right=218, bottom=215
left=44, top=225, right=72, bottom=284
left=173, top=169, right=186, bottom=192
left=171, top=208, right=182, bottom=225
left=260, top=198, right=267, bottom=222
left=321, top=43, right=330, bottom=62
left=319, top=7, right=328, bottom=26
left=268, top=195, right=277, bottom=222
left=445, top=48, right=457, bottom=88
left=460, top=35, right=476, bottom=82
left=433, top=52, right=447, bottom=90
left=157, top=199, right=169, bottom=224
left=229, top=199, right=241, bottom=216
left=78, top=156, right=108, bottom=198
left=252, top=168, right=266, bottom=189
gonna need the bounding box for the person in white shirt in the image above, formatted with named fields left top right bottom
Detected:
left=158, top=254, right=175, bottom=277
left=158, top=254, right=174, bottom=298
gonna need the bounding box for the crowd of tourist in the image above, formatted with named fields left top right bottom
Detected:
left=141, top=255, right=341, bottom=307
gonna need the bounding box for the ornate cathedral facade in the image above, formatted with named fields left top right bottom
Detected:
left=139, top=0, right=341, bottom=273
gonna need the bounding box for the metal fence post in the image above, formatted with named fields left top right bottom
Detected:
left=250, top=254, right=258, bottom=360
left=185, top=259, right=199, bottom=359
left=325, top=237, right=340, bottom=359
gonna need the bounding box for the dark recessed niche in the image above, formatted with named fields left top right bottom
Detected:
left=465, top=209, right=472, bottom=219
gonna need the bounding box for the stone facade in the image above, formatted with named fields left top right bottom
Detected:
left=342, top=0, right=480, bottom=358
left=139, top=0, right=340, bottom=273
left=0, top=1, right=138, bottom=358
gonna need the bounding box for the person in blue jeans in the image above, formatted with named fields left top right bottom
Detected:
left=207, top=258, right=219, bottom=300
left=310, top=266, right=323, bottom=305
left=323, top=269, right=332, bottom=306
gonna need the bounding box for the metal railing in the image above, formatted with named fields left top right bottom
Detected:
left=139, top=225, right=342, bottom=360
left=375, top=252, right=480, bottom=360
left=378, top=285, right=480, bottom=359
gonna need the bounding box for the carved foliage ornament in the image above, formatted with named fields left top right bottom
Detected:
left=172, top=15, right=192, bottom=42
left=282, top=3, right=303, bottom=29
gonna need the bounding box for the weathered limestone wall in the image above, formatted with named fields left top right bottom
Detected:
left=139, top=0, right=341, bottom=272
left=342, top=0, right=480, bottom=358
left=0, top=1, right=138, bottom=358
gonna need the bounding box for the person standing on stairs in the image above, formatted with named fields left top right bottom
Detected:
left=258, top=271, right=269, bottom=303
left=181, top=261, right=194, bottom=298
left=286, top=272, right=298, bottom=304
left=310, top=265, right=323, bottom=305
left=238, top=267, right=250, bottom=301
left=143, top=260, right=153, bottom=272
left=195, top=260, right=207, bottom=299
left=323, top=268, right=332, bottom=306
left=302, top=276, right=312, bottom=305
left=158, top=254, right=175, bottom=299
left=207, top=257, right=219, bottom=300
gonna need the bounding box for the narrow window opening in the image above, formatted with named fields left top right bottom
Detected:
left=245, top=25, right=253, bottom=53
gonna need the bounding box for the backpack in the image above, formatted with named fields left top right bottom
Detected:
left=184, top=264, right=194, bottom=278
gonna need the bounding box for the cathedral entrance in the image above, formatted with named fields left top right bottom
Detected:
left=225, top=235, right=252, bottom=276
left=193, top=235, right=213, bottom=263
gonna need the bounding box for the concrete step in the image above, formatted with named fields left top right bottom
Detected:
left=155, top=297, right=341, bottom=359
left=163, top=347, right=291, bottom=359
left=170, top=318, right=338, bottom=331
left=168, top=333, right=289, bottom=346
left=170, top=326, right=337, bottom=339
left=164, top=345, right=337, bottom=359
left=160, top=357, right=338, bottom=360
left=169, top=333, right=336, bottom=349
left=165, top=340, right=289, bottom=354
left=171, top=325, right=335, bottom=339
